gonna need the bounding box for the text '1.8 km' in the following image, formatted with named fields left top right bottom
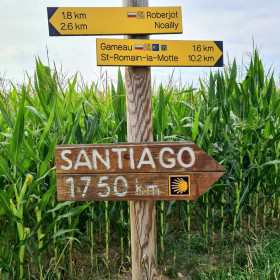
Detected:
left=55, top=142, right=226, bottom=201
left=47, top=7, right=182, bottom=36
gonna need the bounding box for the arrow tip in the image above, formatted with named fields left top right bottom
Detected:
left=214, top=41, right=223, bottom=67
left=47, top=7, right=60, bottom=36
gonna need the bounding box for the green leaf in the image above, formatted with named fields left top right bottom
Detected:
left=0, top=156, right=15, bottom=183
left=265, top=74, right=274, bottom=106
left=264, top=119, right=270, bottom=138
left=37, top=98, right=56, bottom=151
left=34, top=59, right=50, bottom=117
left=47, top=201, right=75, bottom=213
left=227, top=59, right=237, bottom=98
left=64, top=105, right=83, bottom=144
left=0, top=107, right=13, bottom=128
left=258, top=160, right=280, bottom=169
left=197, top=115, right=211, bottom=148
left=9, top=87, right=25, bottom=167
left=51, top=229, right=78, bottom=239
left=180, top=101, right=194, bottom=111
left=35, top=166, right=56, bottom=182
left=192, top=110, right=199, bottom=142
left=0, top=189, right=18, bottom=223
left=264, top=99, right=280, bottom=122
left=25, top=106, right=45, bottom=122
left=38, top=179, right=56, bottom=211
left=175, top=88, right=197, bottom=95
left=39, top=128, right=63, bottom=177
left=56, top=203, right=90, bottom=221
left=23, top=140, right=41, bottom=164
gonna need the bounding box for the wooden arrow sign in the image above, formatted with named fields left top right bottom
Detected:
left=55, top=142, right=226, bottom=201
left=96, top=39, right=223, bottom=67
left=47, top=7, right=182, bottom=36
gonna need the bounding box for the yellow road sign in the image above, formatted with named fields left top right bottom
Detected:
left=47, top=7, right=182, bottom=36
left=96, top=39, right=223, bottom=67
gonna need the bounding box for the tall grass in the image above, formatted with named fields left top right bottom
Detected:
left=0, top=48, right=279, bottom=279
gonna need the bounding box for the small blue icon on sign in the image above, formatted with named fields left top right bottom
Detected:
left=152, top=44, right=159, bottom=51
left=161, top=45, right=167, bottom=51
left=169, top=175, right=191, bottom=196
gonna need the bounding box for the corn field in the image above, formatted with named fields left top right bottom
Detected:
left=0, top=49, right=280, bottom=279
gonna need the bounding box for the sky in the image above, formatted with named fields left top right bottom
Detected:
left=0, top=0, right=280, bottom=89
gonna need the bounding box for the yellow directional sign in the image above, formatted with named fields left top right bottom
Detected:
left=47, top=7, right=182, bottom=36
left=96, top=39, right=223, bottom=67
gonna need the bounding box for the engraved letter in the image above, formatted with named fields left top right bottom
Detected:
left=137, top=147, right=156, bottom=169
left=129, top=148, right=135, bottom=169
left=112, top=148, right=127, bottom=169
left=92, top=149, right=110, bottom=170
left=65, top=177, right=75, bottom=197
left=80, top=176, right=91, bottom=198
left=97, top=176, right=110, bottom=197
left=159, top=147, right=176, bottom=168
left=177, top=147, right=195, bottom=168
left=61, top=150, right=72, bottom=170
left=147, top=185, right=160, bottom=196
left=113, top=176, right=128, bottom=197
left=74, top=149, right=92, bottom=170
left=135, top=178, right=145, bottom=196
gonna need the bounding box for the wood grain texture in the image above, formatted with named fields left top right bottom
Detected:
left=55, top=142, right=226, bottom=174
left=123, top=0, right=157, bottom=279
left=56, top=172, right=225, bottom=201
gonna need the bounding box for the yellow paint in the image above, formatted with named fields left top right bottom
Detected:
left=97, top=39, right=223, bottom=67
left=48, top=7, right=182, bottom=35
left=169, top=175, right=191, bottom=196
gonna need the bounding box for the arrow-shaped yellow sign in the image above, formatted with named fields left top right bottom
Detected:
left=47, top=7, right=182, bottom=36
left=96, top=39, right=223, bottom=67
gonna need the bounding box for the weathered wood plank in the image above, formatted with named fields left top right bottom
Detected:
left=55, top=142, right=226, bottom=174
left=56, top=172, right=225, bottom=201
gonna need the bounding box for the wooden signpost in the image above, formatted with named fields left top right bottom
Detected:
left=47, top=7, right=182, bottom=36
left=97, top=39, right=223, bottom=67
left=55, top=142, right=226, bottom=201
left=48, top=1, right=224, bottom=279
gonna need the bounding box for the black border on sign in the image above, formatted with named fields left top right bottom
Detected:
left=47, top=7, right=60, bottom=36
left=214, top=41, right=223, bottom=67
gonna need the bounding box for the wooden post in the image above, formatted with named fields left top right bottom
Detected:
left=122, top=0, right=157, bottom=279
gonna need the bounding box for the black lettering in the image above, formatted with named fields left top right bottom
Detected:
left=60, top=23, right=66, bottom=30
left=101, top=54, right=108, bottom=61
left=155, top=22, right=161, bottom=29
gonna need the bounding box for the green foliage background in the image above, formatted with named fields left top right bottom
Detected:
left=0, top=50, right=279, bottom=279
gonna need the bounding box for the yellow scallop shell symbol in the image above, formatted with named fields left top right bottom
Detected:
left=172, top=178, right=189, bottom=194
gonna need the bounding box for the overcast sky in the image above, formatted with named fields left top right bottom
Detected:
left=0, top=0, right=279, bottom=88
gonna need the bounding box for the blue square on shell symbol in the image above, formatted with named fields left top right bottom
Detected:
left=169, top=175, right=191, bottom=196
left=152, top=44, right=159, bottom=51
